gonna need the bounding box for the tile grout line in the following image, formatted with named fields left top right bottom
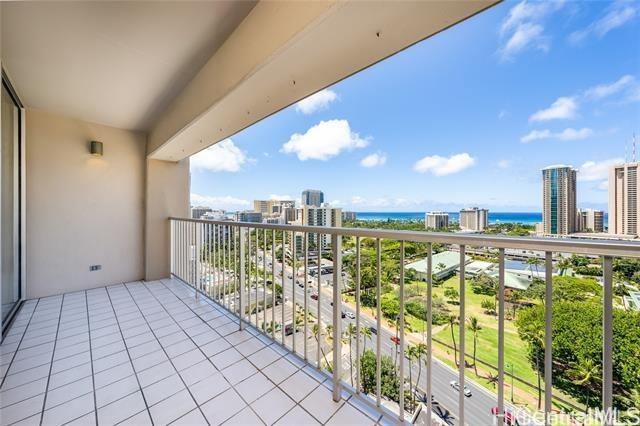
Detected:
left=120, top=282, right=211, bottom=425
left=0, top=299, right=41, bottom=389
left=38, top=294, right=65, bottom=426
left=103, top=285, right=155, bottom=425
left=84, top=289, right=99, bottom=425
left=162, top=278, right=377, bottom=426
left=156, top=279, right=329, bottom=426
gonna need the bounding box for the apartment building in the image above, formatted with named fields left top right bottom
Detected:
left=577, top=208, right=605, bottom=233
left=342, top=211, right=357, bottom=221
left=542, top=165, right=577, bottom=235
left=301, top=189, right=324, bottom=207
left=459, top=207, right=488, bottom=232
left=425, top=212, right=449, bottom=230
left=191, top=206, right=212, bottom=219
left=234, top=211, right=263, bottom=223
left=609, top=161, right=640, bottom=236
left=294, top=204, right=342, bottom=248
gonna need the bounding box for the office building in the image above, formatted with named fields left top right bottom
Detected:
left=425, top=212, right=449, bottom=230
left=234, top=211, right=263, bottom=223
left=293, top=205, right=342, bottom=248
left=576, top=208, right=605, bottom=233
left=253, top=199, right=294, bottom=215
left=609, top=162, right=640, bottom=236
left=459, top=207, right=488, bottom=232
left=342, top=211, right=357, bottom=221
left=542, top=165, right=577, bottom=235
left=301, top=189, right=324, bottom=207
left=191, top=206, right=212, bottom=219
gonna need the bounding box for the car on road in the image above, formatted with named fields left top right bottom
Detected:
left=368, top=326, right=377, bottom=335
left=390, top=336, right=400, bottom=345
left=449, top=380, right=472, bottom=397
left=284, top=323, right=296, bottom=336
left=297, top=282, right=304, bottom=288
left=491, top=407, right=519, bottom=425
left=344, top=311, right=355, bottom=320
left=341, top=311, right=346, bottom=319
left=310, top=293, right=318, bottom=300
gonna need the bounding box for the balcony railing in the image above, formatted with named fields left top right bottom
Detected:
left=169, top=217, right=640, bottom=426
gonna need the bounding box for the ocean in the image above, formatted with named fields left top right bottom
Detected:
left=353, top=211, right=608, bottom=226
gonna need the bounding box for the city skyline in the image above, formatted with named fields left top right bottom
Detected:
left=190, top=0, right=639, bottom=213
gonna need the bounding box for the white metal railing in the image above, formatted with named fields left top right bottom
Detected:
left=169, top=217, right=640, bottom=426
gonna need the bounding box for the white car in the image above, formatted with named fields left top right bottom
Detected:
left=449, top=380, right=472, bottom=397
left=344, top=312, right=356, bottom=320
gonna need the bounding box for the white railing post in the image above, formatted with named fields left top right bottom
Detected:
left=498, top=248, right=505, bottom=426
left=602, top=255, right=613, bottom=425
left=239, top=226, right=246, bottom=330
left=331, top=233, right=342, bottom=402
left=544, top=251, right=553, bottom=425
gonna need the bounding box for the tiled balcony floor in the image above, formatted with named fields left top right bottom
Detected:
left=0, top=279, right=394, bottom=425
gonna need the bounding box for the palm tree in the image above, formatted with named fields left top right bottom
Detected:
left=406, top=345, right=418, bottom=408
left=345, top=323, right=357, bottom=386
left=467, top=316, right=481, bottom=376
left=526, top=257, right=543, bottom=281
left=360, top=326, right=372, bottom=352
left=312, top=323, right=330, bottom=368
left=568, top=357, right=601, bottom=414
left=448, top=314, right=458, bottom=366
left=414, top=343, right=427, bottom=401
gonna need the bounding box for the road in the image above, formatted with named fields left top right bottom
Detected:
left=207, top=250, right=529, bottom=426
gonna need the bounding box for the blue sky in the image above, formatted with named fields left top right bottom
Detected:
left=190, top=0, right=640, bottom=213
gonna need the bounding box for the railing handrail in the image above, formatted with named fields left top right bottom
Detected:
left=169, top=217, right=640, bottom=257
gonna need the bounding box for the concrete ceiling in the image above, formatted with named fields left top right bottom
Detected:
left=1, top=1, right=256, bottom=131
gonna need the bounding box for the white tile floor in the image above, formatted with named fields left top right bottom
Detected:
left=0, top=279, right=395, bottom=425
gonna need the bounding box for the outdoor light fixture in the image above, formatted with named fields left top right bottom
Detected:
left=90, top=141, right=103, bottom=156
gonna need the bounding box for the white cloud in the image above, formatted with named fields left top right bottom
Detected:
left=584, top=74, right=637, bottom=100
left=281, top=119, right=369, bottom=161
left=190, top=193, right=250, bottom=209
left=413, top=153, right=476, bottom=176
left=498, top=109, right=508, bottom=119
left=360, top=152, right=387, bottom=168
left=497, top=159, right=511, bottom=169
left=190, top=139, right=252, bottom=172
left=295, top=89, right=338, bottom=114
left=498, top=1, right=563, bottom=61
left=569, top=3, right=637, bottom=44
left=529, top=97, right=578, bottom=122
left=521, top=127, right=593, bottom=143
left=269, top=194, right=293, bottom=201
left=578, top=158, right=623, bottom=181
left=596, top=180, right=609, bottom=191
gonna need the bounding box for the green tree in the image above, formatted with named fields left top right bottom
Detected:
left=345, top=323, right=358, bottom=387
left=360, top=326, right=372, bottom=352
left=312, top=323, right=331, bottom=369
left=444, top=287, right=459, bottom=305
left=360, top=350, right=400, bottom=402
left=467, top=316, right=481, bottom=376
left=568, top=357, right=601, bottom=414
left=448, top=314, right=458, bottom=366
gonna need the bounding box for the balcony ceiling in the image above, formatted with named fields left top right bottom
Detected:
left=1, top=1, right=256, bottom=131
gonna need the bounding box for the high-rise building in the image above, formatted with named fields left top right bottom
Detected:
left=609, top=161, right=640, bottom=236
left=301, top=189, right=324, bottom=207
left=542, top=165, right=577, bottom=235
left=576, top=208, right=605, bottom=233
left=425, top=212, right=449, bottom=230
left=253, top=199, right=294, bottom=215
left=293, top=204, right=341, bottom=247
left=234, top=211, right=263, bottom=223
left=342, top=211, right=357, bottom=221
left=191, top=206, right=212, bottom=219
left=459, top=207, right=488, bottom=232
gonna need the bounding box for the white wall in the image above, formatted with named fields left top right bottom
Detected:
left=25, top=109, right=146, bottom=298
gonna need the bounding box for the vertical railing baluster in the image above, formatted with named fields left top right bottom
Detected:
left=602, top=255, right=613, bottom=425
left=331, top=233, right=342, bottom=402
left=222, top=225, right=227, bottom=308
left=228, top=226, right=232, bottom=312
left=272, top=229, right=276, bottom=340
left=355, top=236, right=361, bottom=394
left=248, top=228, right=252, bottom=326
left=263, top=229, right=267, bottom=333
left=292, top=231, right=297, bottom=354
left=317, top=233, right=322, bottom=369
left=213, top=225, right=217, bottom=301
left=304, top=232, right=309, bottom=361
left=398, top=240, right=405, bottom=421
left=376, top=237, right=382, bottom=407
left=544, top=251, right=553, bottom=425
left=239, top=226, right=246, bottom=330
left=282, top=230, right=286, bottom=346
left=498, top=248, right=505, bottom=426
left=426, top=242, right=433, bottom=422
left=459, top=244, right=466, bottom=425
left=255, top=229, right=259, bottom=327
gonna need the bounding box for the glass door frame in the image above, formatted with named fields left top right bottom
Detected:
left=1, top=69, right=25, bottom=337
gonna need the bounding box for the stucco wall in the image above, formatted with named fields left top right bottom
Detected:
left=25, top=109, right=146, bottom=298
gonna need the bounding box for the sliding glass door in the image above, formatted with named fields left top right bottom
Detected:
left=1, top=76, right=21, bottom=328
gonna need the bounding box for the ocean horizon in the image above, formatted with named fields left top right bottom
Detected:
left=354, top=211, right=609, bottom=226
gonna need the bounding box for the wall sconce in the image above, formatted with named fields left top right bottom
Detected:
left=90, top=141, right=103, bottom=156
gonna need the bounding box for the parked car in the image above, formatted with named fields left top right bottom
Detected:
left=449, top=380, right=472, bottom=397
left=491, top=407, right=519, bottom=425
left=344, top=311, right=355, bottom=320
